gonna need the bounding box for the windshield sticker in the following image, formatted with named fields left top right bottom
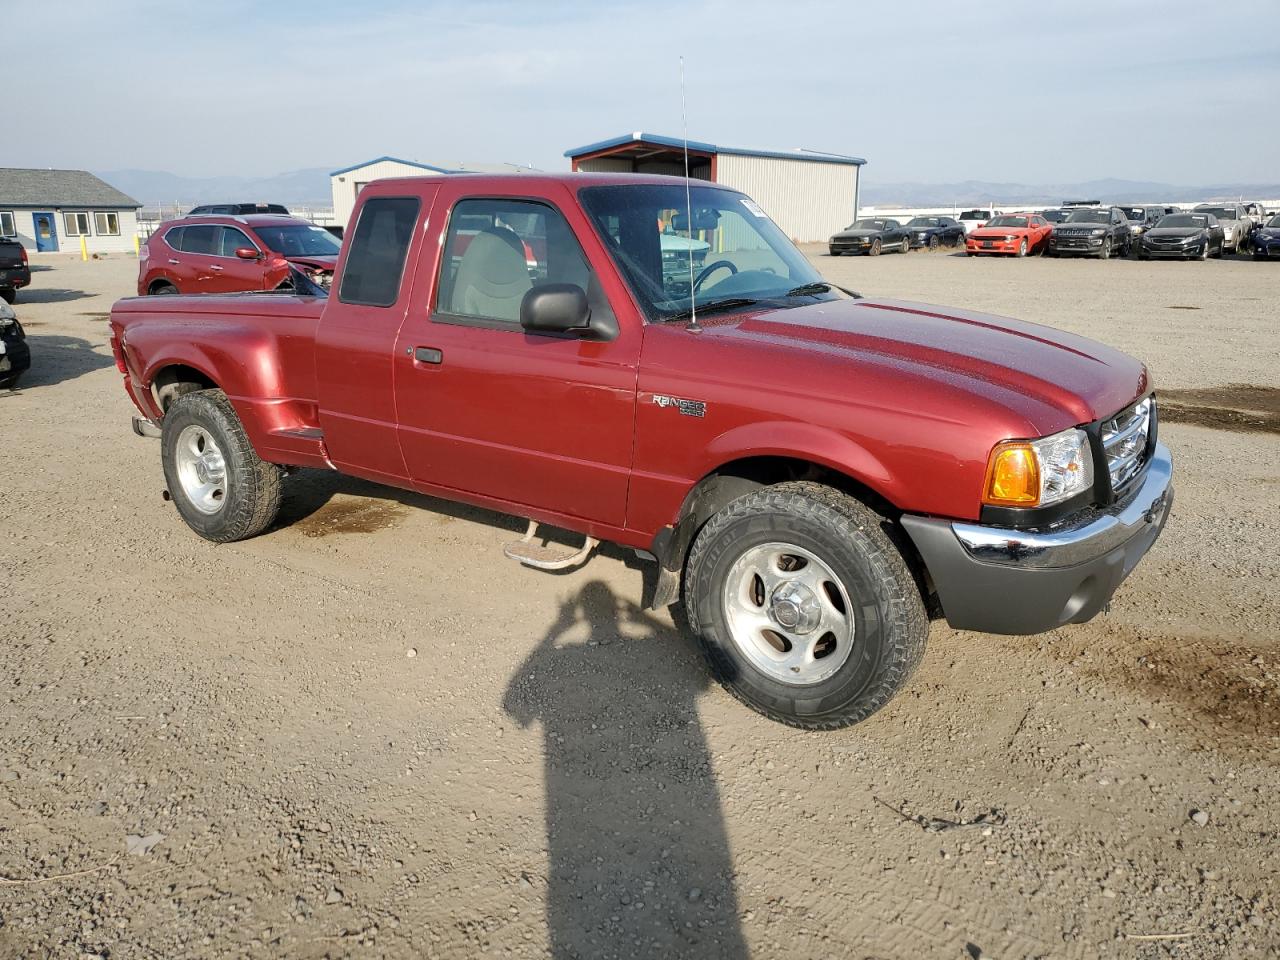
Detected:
left=741, top=199, right=769, bottom=219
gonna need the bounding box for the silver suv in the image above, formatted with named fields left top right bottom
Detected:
left=1193, top=203, right=1249, bottom=253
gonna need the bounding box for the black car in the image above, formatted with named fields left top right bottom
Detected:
left=0, top=303, right=30, bottom=388
left=0, top=237, right=31, bottom=304
left=1046, top=206, right=1132, bottom=259
left=1136, top=213, right=1224, bottom=260
left=1251, top=214, right=1280, bottom=260
left=903, top=216, right=965, bottom=249
left=188, top=202, right=291, bottom=216
left=829, top=218, right=911, bottom=256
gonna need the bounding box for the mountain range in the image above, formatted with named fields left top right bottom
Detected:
left=94, top=168, right=1280, bottom=212
left=860, top=178, right=1280, bottom=207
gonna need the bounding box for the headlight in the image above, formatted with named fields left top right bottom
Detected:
left=1090, top=228, right=1106, bottom=236
left=983, top=427, right=1094, bottom=508
left=1003, top=235, right=1016, bottom=242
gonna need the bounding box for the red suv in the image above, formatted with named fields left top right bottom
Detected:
left=138, top=214, right=341, bottom=296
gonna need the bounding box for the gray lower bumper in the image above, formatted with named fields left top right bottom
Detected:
left=901, top=444, right=1173, bottom=635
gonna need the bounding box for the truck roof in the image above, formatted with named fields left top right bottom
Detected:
left=361, top=172, right=739, bottom=193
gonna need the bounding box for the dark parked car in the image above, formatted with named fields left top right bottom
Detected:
left=189, top=203, right=291, bottom=216
left=1047, top=206, right=1132, bottom=259
left=1251, top=214, right=1280, bottom=260
left=1136, top=213, right=1225, bottom=260
left=0, top=237, right=31, bottom=304
left=829, top=218, right=910, bottom=255
left=903, top=216, right=965, bottom=249
left=1193, top=204, right=1249, bottom=253
left=0, top=300, right=30, bottom=388
left=1118, top=205, right=1166, bottom=238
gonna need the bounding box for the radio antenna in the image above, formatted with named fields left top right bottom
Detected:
left=680, top=56, right=701, bottom=334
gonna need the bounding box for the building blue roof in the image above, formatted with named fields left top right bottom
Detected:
left=329, top=156, right=460, bottom=177
left=565, top=132, right=865, bottom=166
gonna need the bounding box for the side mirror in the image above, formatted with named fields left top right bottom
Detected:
left=520, top=283, right=591, bottom=336
left=235, top=247, right=260, bottom=260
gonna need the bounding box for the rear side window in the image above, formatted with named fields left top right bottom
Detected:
left=163, top=226, right=186, bottom=250
left=183, top=225, right=219, bottom=255
left=339, top=197, right=420, bottom=307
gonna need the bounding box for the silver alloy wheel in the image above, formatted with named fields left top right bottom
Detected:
left=721, top=541, right=855, bottom=685
left=174, top=424, right=228, bottom=515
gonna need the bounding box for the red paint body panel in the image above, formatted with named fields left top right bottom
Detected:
left=109, top=173, right=1152, bottom=551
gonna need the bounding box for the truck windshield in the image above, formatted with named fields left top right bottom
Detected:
left=1066, top=210, right=1110, bottom=224
left=578, top=183, right=836, bottom=322
left=254, top=224, right=343, bottom=257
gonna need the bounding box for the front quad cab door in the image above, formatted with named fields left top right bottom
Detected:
left=393, top=187, right=641, bottom=527
left=32, top=212, right=58, bottom=252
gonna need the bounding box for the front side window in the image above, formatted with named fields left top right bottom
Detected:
left=63, top=212, right=90, bottom=236
left=219, top=227, right=256, bottom=257
left=338, top=196, right=420, bottom=307
left=579, top=183, right=836, bottom=322
left=0, top=212, right=15, bottom=237
left=436, top=197, right=613, bottom=327
left=94, top=212, right=120, bottom=236
left=253, top=223, right=341, bottom=257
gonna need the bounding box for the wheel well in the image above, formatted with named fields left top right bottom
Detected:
left=151, top=364, right=217, bottom=412
left=660, top=456, right=938, bottom=616
left=148, top=278, right=177, bottom=294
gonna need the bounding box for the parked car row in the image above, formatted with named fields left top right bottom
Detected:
left=830, top=200, right=1277, bottom=262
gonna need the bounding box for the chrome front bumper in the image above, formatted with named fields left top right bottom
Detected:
left=900, top=444, right=1173, bottom=635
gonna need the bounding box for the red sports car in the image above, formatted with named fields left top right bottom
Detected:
left=138, top=214, right=341, bottom=295
left=965, top=213, right=1053, bottom=257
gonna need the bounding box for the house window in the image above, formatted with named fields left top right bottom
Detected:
left=63, top=212, right=91, bottom=236
left=94, top=212, right=120, bottom=236
left=0, top=212, right=14, bottom=237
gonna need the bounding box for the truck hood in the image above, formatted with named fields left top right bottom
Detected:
left=701, top=297, right=1149, bottom=431
left=283, top=254, right=338, bottom=271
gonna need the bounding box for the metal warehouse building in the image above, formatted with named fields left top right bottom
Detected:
left=565, top=132, right=865, bottom=242
left=0, top=168, right=141, bottom=255
left=330, top=156, right=538, bottom=229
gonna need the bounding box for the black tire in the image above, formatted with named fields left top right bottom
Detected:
left=928, top=235, right=939, bottom=251
left=0, top=287, right=14, bottom=304
left=160, top=389, right=283, bottom=543
left=869, top=239, right=882, bottom=256
left=1099, top=237, right=1112, bottom=260
left=1016, top=239, right=1028, bottom=258
left=151, top=282, right=179, bottom=296
left=1199, top=242, right=1210, bottom=261
left=684, top=481, right=928, bottom=730
left=1213, top=240, right=1224, bottom=259
left=829, top=250, right=841, bottom=257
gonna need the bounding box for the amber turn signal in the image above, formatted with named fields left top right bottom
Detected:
left=983, top=441, right=1041, bottom=507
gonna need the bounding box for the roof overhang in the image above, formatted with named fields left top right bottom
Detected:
left=565, top=132, right=865, bottom=166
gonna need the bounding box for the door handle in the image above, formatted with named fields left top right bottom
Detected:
left=168, top=259, right=180, bottom=265
left=413, top=347, right=443, bottom=364
left=209, top=264, right=223, bottom=271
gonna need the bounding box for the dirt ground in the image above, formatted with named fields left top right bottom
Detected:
left=1, top=249, right=1277, bottom=960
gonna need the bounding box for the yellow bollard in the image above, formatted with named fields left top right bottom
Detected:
left=80, top=234, right=88, bottom=261
left=134, top=235, right=140, bottom=257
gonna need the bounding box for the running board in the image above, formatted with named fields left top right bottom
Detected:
left=503, top=520, right=598, bottom=571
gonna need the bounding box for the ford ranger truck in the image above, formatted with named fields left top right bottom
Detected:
left=108, top=175, right=1173, bottom=730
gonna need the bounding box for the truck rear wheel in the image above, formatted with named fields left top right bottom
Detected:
left=684, top=481, right=928, bottom=729
left=160, top=389, right=282, bottom=542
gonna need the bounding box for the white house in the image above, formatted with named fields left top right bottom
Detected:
left=0, top=168, right=142, bottom=255
left=330, top=156, right=539, bottom=230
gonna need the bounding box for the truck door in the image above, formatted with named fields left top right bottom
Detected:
left=315, top=188, right=437, bottom=482
left=392, top=189, right=640, bottom=527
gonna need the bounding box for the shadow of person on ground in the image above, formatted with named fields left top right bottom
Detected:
left=504, top=581, right=749, bottom=960
left=5, top=335, right=114, bottom=390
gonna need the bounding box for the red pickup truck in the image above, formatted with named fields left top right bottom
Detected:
left=109, top=174, right=1173, bottom=729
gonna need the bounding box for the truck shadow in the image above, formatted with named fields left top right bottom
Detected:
left=503, top=581, right=749, bottom=959
left=15, top=288, right=95, bottom=305
left=6, top=334, right=115, bottom=390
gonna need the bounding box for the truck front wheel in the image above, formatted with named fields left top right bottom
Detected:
left=160, top=389, right=283, bottom=542
left=684, top=481, right=928, bottom=729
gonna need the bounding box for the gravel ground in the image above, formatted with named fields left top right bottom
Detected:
left=1, top=250, right=1276, bottom=960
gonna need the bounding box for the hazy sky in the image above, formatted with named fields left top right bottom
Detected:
left=8, top=0, right=1278, bottom=185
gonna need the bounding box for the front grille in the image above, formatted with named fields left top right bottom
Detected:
left=1101, top=397, right=1153, bottom=496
